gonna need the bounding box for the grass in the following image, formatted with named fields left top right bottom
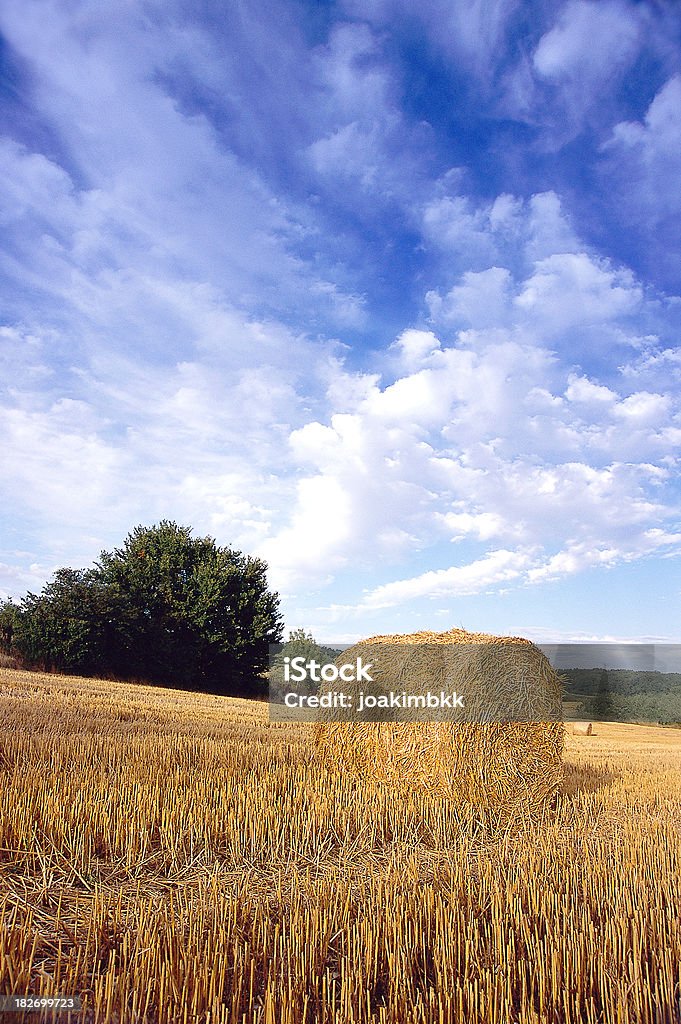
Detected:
left=0, top=666, right=680, bottom=1023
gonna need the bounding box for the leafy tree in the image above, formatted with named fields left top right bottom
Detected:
left=8, top=522, right=283, bottom=694
left=93, top=522, right=282, bottom=691
left=12, top=568, right=116, bottom=674
left=0, top=599, right=22, bottom=657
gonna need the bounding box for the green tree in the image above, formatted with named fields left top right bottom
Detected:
left=95, top=522, right=282, bottom=692
left=0, top=599, right=22, bottom=656
left=10, top=568, right=117, bottom=674
left=10, top=522, right=283, bottom=694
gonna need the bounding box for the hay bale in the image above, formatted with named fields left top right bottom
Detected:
left=572, top=722, right=593, bottom=735
left=314, top=627, right=564, bottom=810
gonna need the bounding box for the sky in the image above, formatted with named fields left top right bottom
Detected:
left=1, top=0, right=680, bottom=645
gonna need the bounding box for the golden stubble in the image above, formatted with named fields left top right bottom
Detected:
left=0, top=667, right=680, bottom=1023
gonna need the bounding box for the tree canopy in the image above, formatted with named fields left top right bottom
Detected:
left=0, top=522, right=283, bottom=695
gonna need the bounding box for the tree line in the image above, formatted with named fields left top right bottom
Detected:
left=0, top=522, right=283, bottom=696
left=561, top=667, right=681, bottom=696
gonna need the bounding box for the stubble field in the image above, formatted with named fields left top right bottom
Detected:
left=0, top=666, right=679, bottom=1023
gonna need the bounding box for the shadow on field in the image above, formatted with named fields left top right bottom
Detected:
left=560, top=760, right=620, bottom=797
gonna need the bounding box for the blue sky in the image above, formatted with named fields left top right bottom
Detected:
left=1, top=0, right=680, bottom=644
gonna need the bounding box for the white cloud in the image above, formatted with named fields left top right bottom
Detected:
left=424, top=197, right=644, bottom=371
left=344, top=0, right=522, bottom=81
left=0, top=561, right=62, bottom=604
left=0, top=402, right=123, bottom=510
left=0, top=138, right=75, bottom=228
left=565, top=374, right=617, bottom=404
left=533, top=1, right=640, bottom=83
left=422, top=189, right=581, bottom=281
left=426, top=268, right=512, bottom=327
left=259, top=308, right=680, bottom=608
left=499, top=0, right=644, bottom=146
left=309, top=121, right=384, bottom=190
left=527, top=524, right=681, bottom=585
left=525, top=192, right=580, bottom=261
left=0, top=8, right=368, bottom=336
left=438, top=0, right=521, bottom=75
left=515, top=253, right=641, bottom=333
left=304, top=19, right=431, bottom=212
left=526, top=543, right=620, bottom=583
left=529, top=0, right=642, bottom=142
left=613, top=391, right=671, bottom=425
left=613, top=74, right=681, bottom=160
left=438, top=510, right=508, bottom=542
left=361, top=548, right=532, bottom=609
left=259, top=475, right=354, bottom=592
left=0, top=299, right=343, bottom=581
left=367, top=368, right=455, bottom=427
left=605, top=76, right=681, bottom=236
left=391, top=329, right=442, bottom=370
left=422, top=194, right=497, bottom=265
left=316, top=22, right=390, bottom=117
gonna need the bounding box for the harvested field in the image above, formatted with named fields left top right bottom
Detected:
left=0, top=666, right=680, bottom=1023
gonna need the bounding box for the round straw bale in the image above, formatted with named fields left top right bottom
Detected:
left=314, top=627, right=564, bottom=809
left=572, top=722, right=593, bottom=735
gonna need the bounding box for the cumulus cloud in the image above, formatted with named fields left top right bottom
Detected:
left=426, top=268, right=512, bottom=328
left=391, top=329, right=442, bottom=370
left=565, top=375, right=617, bottom=405
left=421, top=188, right=582, bottom=282
left=256, top=179, right=679, bottom=614
left=260, top=314, right=681, bottom=608
left=438, top=510, right=509, bottom=542
left=606, top=75, right=681, bottom=199
left=524, top=192, right=581, bottom=261
left=424, top=197, right=644, bottom=368
left=422, top=194, right=498, bottom=267
left=515, top=253, right=642, bottom=334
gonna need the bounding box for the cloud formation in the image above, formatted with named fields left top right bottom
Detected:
left=1, top=0, right=680, bottom=642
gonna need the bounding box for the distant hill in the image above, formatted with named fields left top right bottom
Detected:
left=561, top=668, right=681, bottom=724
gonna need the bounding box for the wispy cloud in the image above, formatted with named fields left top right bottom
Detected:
left=1, top=0, right=680, bottom=642
left=601, top=75, right=681, bottom=287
